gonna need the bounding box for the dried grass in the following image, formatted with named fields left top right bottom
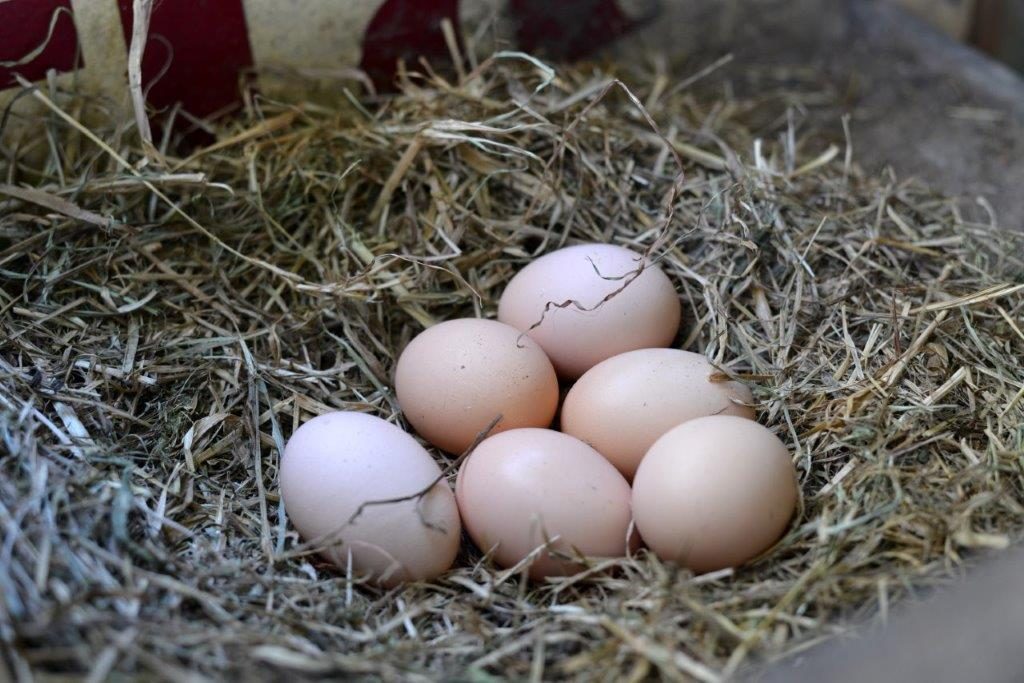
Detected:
left=2, top=52, right=1024, bottom=681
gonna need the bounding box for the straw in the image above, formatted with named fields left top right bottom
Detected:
left=1, top=53, right=1023, bottom=681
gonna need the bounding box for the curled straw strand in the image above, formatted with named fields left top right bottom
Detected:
left=1, top=53, right=1023, bottom=681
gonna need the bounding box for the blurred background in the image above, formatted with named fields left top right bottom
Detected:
left=897, top=0, right=1024, bottom=71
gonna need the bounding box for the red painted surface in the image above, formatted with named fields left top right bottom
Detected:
left=0, top=0, right=80, bottom=90
left=360, top=0, right=460, bottom=89
left=0, top=0, right=649, bottom=117
left=510, top=0, right=639, bottom=59
left=116, top=0, right=254, bottom=119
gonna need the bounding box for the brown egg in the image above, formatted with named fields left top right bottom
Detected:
left=394, top=318, right=559, bottom=454
left=280, top=412, right=460, bottom=587
left=497, top=243, right=681, bottom=379
left=632, top=415, right=798, bottom=574
left=561, top=349, right=755, bottom=480
left=455, top=428, right=635, bottom=579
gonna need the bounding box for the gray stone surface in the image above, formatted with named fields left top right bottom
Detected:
left=615, top=0, right=1024, bottom=230
left=753, top=547, right=1024, bottom=683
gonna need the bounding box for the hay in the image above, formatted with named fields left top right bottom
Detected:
left=2, top=52, right=1024, bottom=681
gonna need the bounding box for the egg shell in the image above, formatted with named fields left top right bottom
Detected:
left=394, top=318, right=559, bottom=454
left=561, top=349, right=755, bottom=480
left=632, top=415, right=797, bottom=573
left=497, top=243, right=681, bottom=379
left=455, top=428, right=636, bottom=579
left=280, top=412, right=460, bottom=587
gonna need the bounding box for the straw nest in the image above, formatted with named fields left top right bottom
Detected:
left=2, top=52, right=1023, bottom=681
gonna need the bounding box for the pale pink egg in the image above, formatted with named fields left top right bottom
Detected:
left=632, top=415, right=798, bottom=574
left=281, top=411, right=460, bottom=586
left=497, top=243, right=681, bottom=379
left=455, top=428, right=636, bottom=579
left=394, top=318, right=559, bottom=454
left=561, top=348, right=755, bottom=479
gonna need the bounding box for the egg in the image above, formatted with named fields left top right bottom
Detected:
left=280, top=411, right=461, bottom=586
left=395, top=318, right=559, bottom=454
left=561, top=349, right=755, bottom=479
left=497, top=243, right=681, bottom=379
left=631, top=415, right=798, bottom=573
left=455, top=428, right=635, bottom=578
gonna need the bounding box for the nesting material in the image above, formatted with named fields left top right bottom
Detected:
left=1, top=52, right=1023, bottom=681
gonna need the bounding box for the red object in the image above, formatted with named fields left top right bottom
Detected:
left=0, top=0, right=80, bottom=90
left=510, top=0, right=639, bottom=59
left=1, top=0, right=647, bottom=122
left=360, top=0, right=460, bottom=89
left=116, top=0, right=254, bottom=119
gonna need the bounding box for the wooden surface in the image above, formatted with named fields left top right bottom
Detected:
left=973, top=0, right=1024, bottom=71
left=888, top=0, right=1024, bottom=73
left=896, top=0, right=976, bottom=37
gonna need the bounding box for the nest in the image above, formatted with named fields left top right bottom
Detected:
left=2, top=52, right=1024, bottom=681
